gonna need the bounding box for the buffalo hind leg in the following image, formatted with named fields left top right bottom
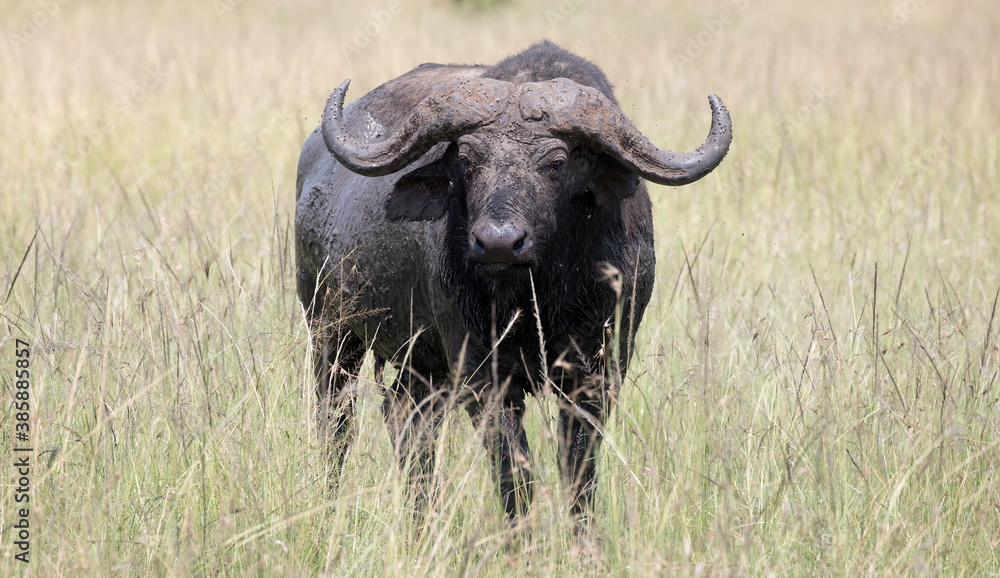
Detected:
left=314, top=327, right=366, bottom=487
left=558, top=391, right=606, bottom=523
left=382, top=370, right=442, bottom=514
left=468, top=390, right=533, bottom=520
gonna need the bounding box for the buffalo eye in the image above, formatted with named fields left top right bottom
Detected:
left=458, top=154, right=472, bottom=170
left=547, top=157, right=566, bottom=174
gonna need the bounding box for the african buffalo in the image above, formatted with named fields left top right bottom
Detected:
left=295, top=41, right=731, bottom=521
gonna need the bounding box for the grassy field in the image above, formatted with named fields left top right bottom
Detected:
left=1, top=0, right=998, bottom=574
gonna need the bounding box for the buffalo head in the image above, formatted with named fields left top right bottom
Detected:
left=320, top=76, right=731, bottom=281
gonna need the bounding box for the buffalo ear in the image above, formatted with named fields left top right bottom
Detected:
left=588, top=155, right=640, bottom=206
left=385, top=156, right=456, bottom=221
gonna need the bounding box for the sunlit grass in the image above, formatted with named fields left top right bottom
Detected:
left=1, top=0, right=998, bottom=575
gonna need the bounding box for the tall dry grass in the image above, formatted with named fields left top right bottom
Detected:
left=1, top=0, right=998, bottom=574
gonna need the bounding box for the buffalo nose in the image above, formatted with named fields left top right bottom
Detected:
left=471, top=221, right=529, bottom=264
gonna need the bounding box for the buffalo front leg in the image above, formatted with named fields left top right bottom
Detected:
left=313, top=327, right=366, bottom=487
left=467, top=390, right=534, bottom=520
left=382, top=370, right=442, bottom=513
left=558, top=391, right=606, bottom=522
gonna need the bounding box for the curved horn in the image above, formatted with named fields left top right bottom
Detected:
left=518, top=79, right=732, bottom=186
left=322, top=78, right=512, bottom=177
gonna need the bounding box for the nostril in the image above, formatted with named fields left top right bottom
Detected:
left=470, top=220, right=529, bottom=264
